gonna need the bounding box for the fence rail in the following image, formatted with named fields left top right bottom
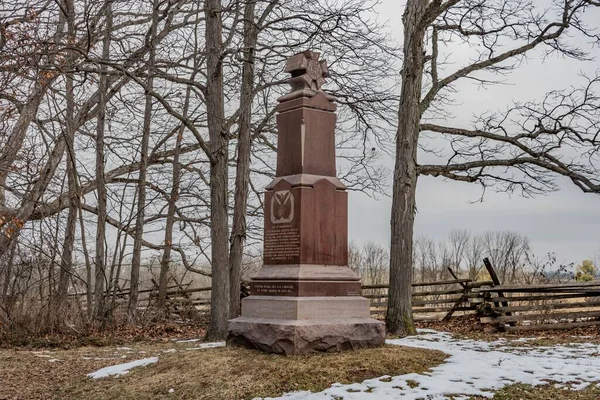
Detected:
left=69, top=266, right=600, bottom=333
left=362, top=278, right=489, bottom=321
left=475, top=283, right=600, bottom=332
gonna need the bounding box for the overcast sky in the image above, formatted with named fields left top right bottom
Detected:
left=347, top=0, right=600, bottom=268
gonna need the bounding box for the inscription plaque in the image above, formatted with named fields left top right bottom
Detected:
left=249, top=280, right=362, bottom=297
left=252, top=283, right=296, bottom=295
left=264, top=224, right=300, bottom=262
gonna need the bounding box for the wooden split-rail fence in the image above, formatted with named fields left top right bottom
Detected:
left=72, top=282, right=213, bottom=313
left=474, top=281, right=600, bottom=332
left=74, top=259, right=600, bottom=333
left=361, top=278, right=492, bottom=321
left=363, top=278, right=600, bottom=332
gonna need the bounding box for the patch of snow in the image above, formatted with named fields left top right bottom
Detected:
left=510, top=337, right=538, bottom=343
left=175, top=338, right=201, bottom=343
left=163, top=349, right=177, bottom=353
left=48, top=359, right=61, bottom=363
left=571, top=382, right=590, bottom=391
left=198, top=341, right=225, bottom=349
left=260, top=329, right=600, bottom=400
left=413, top=328, right=438, bottom=334
left=87, top=357, right=159, bottom=379
left=185, top=341, right=226, bottom=350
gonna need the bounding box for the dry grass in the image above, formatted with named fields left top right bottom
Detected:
left=471, top=383, right=600, bottom=400
left=0, top=343, right=447, bottom=400
left=0, top=342, right=177, bottom=400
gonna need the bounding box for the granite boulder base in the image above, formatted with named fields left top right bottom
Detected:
left=227, top=50, right=385, bottom=354
left=228, top=317, right=385, bottom=354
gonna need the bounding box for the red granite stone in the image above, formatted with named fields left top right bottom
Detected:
left=253, top=50, right=358, bottom=297
left=228, top=50, right=384, bottom=354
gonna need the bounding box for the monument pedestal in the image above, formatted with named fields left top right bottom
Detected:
left=228, top=315, right=384, bottom=355
left=227, top=50, right=385, bottom=354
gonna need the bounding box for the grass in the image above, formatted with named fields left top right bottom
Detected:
left=471, top=383, right=600, bottom=400
left=0, top=343, right=447, bottom=400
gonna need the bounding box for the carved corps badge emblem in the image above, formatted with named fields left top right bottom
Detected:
left=271, top=190, right=294, bottom=224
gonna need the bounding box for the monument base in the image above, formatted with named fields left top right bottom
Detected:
left=227, top=296, right=385, bottom=354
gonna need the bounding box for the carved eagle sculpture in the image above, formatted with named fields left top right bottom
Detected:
left=273, top=191, right=292, bottom=221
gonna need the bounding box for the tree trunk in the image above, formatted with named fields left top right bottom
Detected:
left=56, top=168, right=77, bottom=323
left=158, top=87, right=190, bottom=311
left=229, top=0, right=256, bottom=318
left=0, top=9, right=62, bottom=258
left=56, top=0, right=77, bottom=328
left=93, top=1, right=111, bottom=321
left=386, top=0, right=428, bottom=336
left=204, top=0, right=230, bottom=340
left=0, top=86, right=52, bottom=212
left=128, top=0, right=158, bottom=321
left=2, top=241, right=16, bottom=300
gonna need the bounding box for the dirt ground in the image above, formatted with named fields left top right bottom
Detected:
left=2, top=316, right=599, bottom=399
left=0, top=340, right=446, bottom=400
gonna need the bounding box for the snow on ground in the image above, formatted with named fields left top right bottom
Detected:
left=86, top=342, right=226, bottom=379
left=87, top=357, right=159, bottom=379
left=262, top=329, right=600, bottom=400
left=185, top=341, right=226, bottom=350
left=197, top=341, right=226, bottom=349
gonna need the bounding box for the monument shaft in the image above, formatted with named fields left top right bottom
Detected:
left=227, top=50, right=385, bottom=354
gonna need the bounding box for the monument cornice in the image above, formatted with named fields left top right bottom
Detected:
left=265, top=174, right=347, bottom=190
left=276, top=90, right=337, bottom=113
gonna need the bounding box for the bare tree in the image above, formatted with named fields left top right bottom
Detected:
left=229, top=0, right=258, bottom=318
left=93, top=0, right=112, bottom=320
left=348, top=241, right=389, bottom=285
left=0, top=0, right=398, bottom=335
left=204, top=0, right=230, bottom=340
left=465, top=234, right=484, bottom=281
left=447, top=229, right=469, bottom=274
left=482, top=231, right=530, bottom=284
left=388, top=0, right=600, bottom=336
left=128, top=0, right=160, bottom=321
left=362, top=242, right=389, bottom=285
left=55, top=0, right=77, bottom=327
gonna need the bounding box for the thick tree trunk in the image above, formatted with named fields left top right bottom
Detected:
left=128, top=0, right=158, bottom=321
left=204, top=0, right=230, bottom=340
left=94, top=2, right=111, bottom=321
left=229, top=0, right=256, bottom=318
left=386, top=0, right=428, bottom=337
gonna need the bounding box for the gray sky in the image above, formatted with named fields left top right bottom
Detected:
left=347, top=0, right=600, bottom=267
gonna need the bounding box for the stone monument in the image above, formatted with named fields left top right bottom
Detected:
left=227, top=50, right=385, bottom=354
